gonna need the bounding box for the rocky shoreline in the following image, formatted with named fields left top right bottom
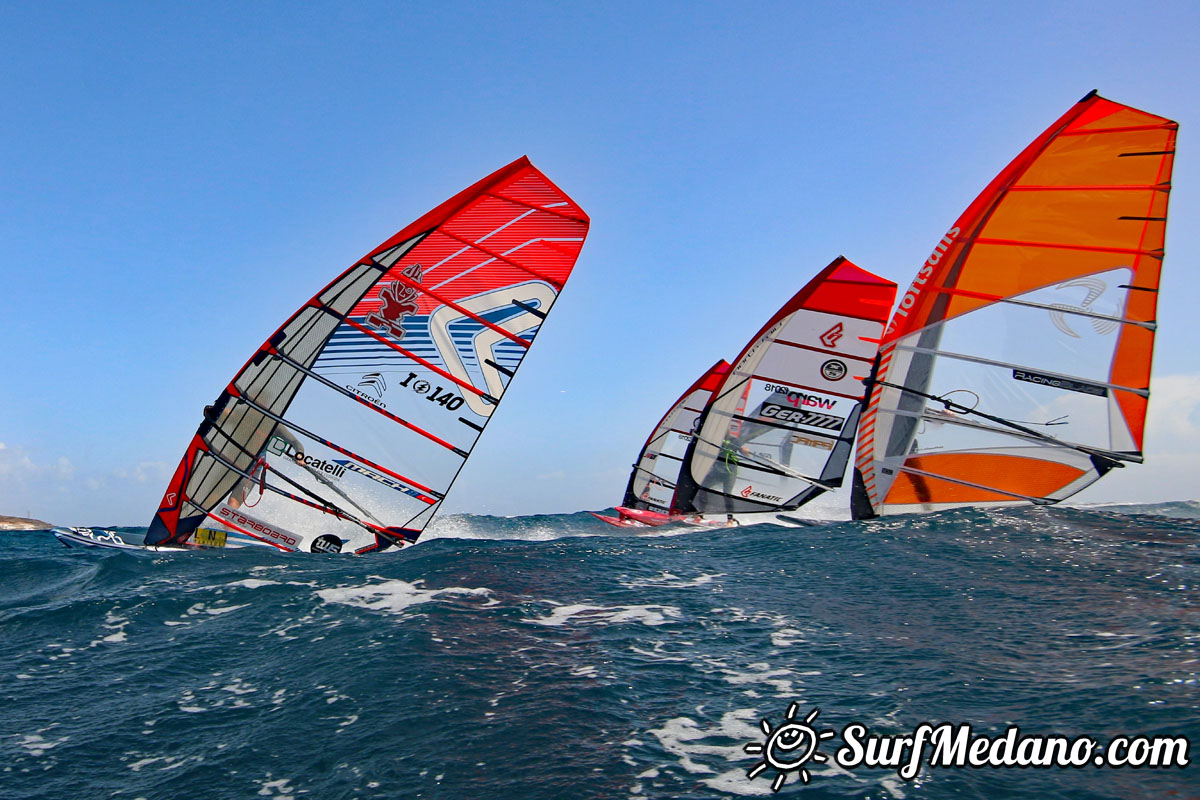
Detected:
left=0, top=515, right=54, bottom=531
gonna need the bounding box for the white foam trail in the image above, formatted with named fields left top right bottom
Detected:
left=420, top=513, right=603, bottom=543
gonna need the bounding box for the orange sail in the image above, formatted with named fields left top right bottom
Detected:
left=852, top=92, right=1176, bottom=518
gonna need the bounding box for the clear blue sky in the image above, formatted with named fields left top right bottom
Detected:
left=2, top=1, right=1198, bottom=525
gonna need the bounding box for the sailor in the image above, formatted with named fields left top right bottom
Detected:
left=710, top=428, right=751, bottom=514
left=203, top=403, right=382, bottom=526
left=228, top=425, right=313, bottom=509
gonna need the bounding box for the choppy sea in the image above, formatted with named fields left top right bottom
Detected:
left=2, top=503, right=1198, bottom=799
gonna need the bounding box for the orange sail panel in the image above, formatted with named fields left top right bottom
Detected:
left=853, top=92, right=1176, bottom=518
left=673, top=257, right=897, bottom=516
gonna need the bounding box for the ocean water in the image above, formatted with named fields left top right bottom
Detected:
left=2, top=503, right=1198, bottom=799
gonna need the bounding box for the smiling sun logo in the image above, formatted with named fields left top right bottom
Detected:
left=745, top=703, right=837, bottom=791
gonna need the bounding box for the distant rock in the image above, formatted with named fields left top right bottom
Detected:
left=0, top=515, right=54, bottom=531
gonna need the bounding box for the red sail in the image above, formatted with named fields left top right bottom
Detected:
left=619, top=360, right=732, bottom=514
left=148, top=158, right=590, bottom=552
left=673, top=257, right=897, bottom=516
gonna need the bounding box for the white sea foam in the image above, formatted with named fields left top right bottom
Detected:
left=642, top=707, right=861, bottom=795
left=721, top=664, right=795, bottom=694
left=254, top=776, right=297, bottom=799
left=16, top=733, right=68, bottom=757
left=127, top=752, right=205, bottom=773
left=698, top=768, right=773, bottom=796
left=228, top=578, right=280, bottom=589
left=647, top=709, right=761, bottom=776
left=316, top=579, right=492, bottom=615
left=221, top=677, right=256, bottom=695
left=629, top=640, right=693, bottom=662
left=78, top=609, right=133, bottom=648
left=185, top=602, right=250, bottom=617
left=622, top=571, right=725, bottom=589
left=531, top=603, right=682, bottom=627
left=770, top=627, right=806, bottom=647
left=419, top=513, right=599, bottom=543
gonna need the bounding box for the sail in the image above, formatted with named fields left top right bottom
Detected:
left=672, top=258, right=897, bottom=516
left=147, top=157, right=590, bottom=553
left=621, top=360, right=731, bottom=513
left=853, top=92, right=1176, bottom=518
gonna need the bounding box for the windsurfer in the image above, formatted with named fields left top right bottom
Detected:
left=228, top=424, right=316, bottom=509
left=704, top=429, right=751, bottom=514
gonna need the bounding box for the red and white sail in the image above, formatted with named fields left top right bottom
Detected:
left=672, top=258, right=897, bottom=517
left=619, top=360, right=731, bottom=513
left=147, top=158, right=590, bottom=552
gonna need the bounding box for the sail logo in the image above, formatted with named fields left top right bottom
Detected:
left=265, top=436, right=348, bottom=479
left=1048, top=278, right=1119, bottom=338
left=335, top=460, right=435, bottom=503
left=346, top=382, right=387, bottom=409
left=736, top=320, right=786, bottom=375
left=819, top=322, right=843, bottom=348
left=742, top=703, right=1190, bottom=791
left=366, top=263, right=424, bottom=340
left=217, top=506, right=300, bottom=548
left=738, top=485, right=784, bottom=502
left=887, top=226, right=960, bottom=335
left=764, top=387, right=836, bottom=411
left=792, top=434, right=834, bottom=451
left=429, top=281, right=557, bottom=418
left=745, top=703, right=836, bottom=791
left=310, top=534, right=344, bottom=554
left=760, top=404, right=844, bottom=431
left=821, top=359, right=847, bottom=381
left=358, top=372, right=387, bottom=400
left=1012, top=369, right=1108, bottom=398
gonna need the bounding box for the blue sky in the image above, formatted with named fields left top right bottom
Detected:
left=2, top=1, right=1198, bottom=525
